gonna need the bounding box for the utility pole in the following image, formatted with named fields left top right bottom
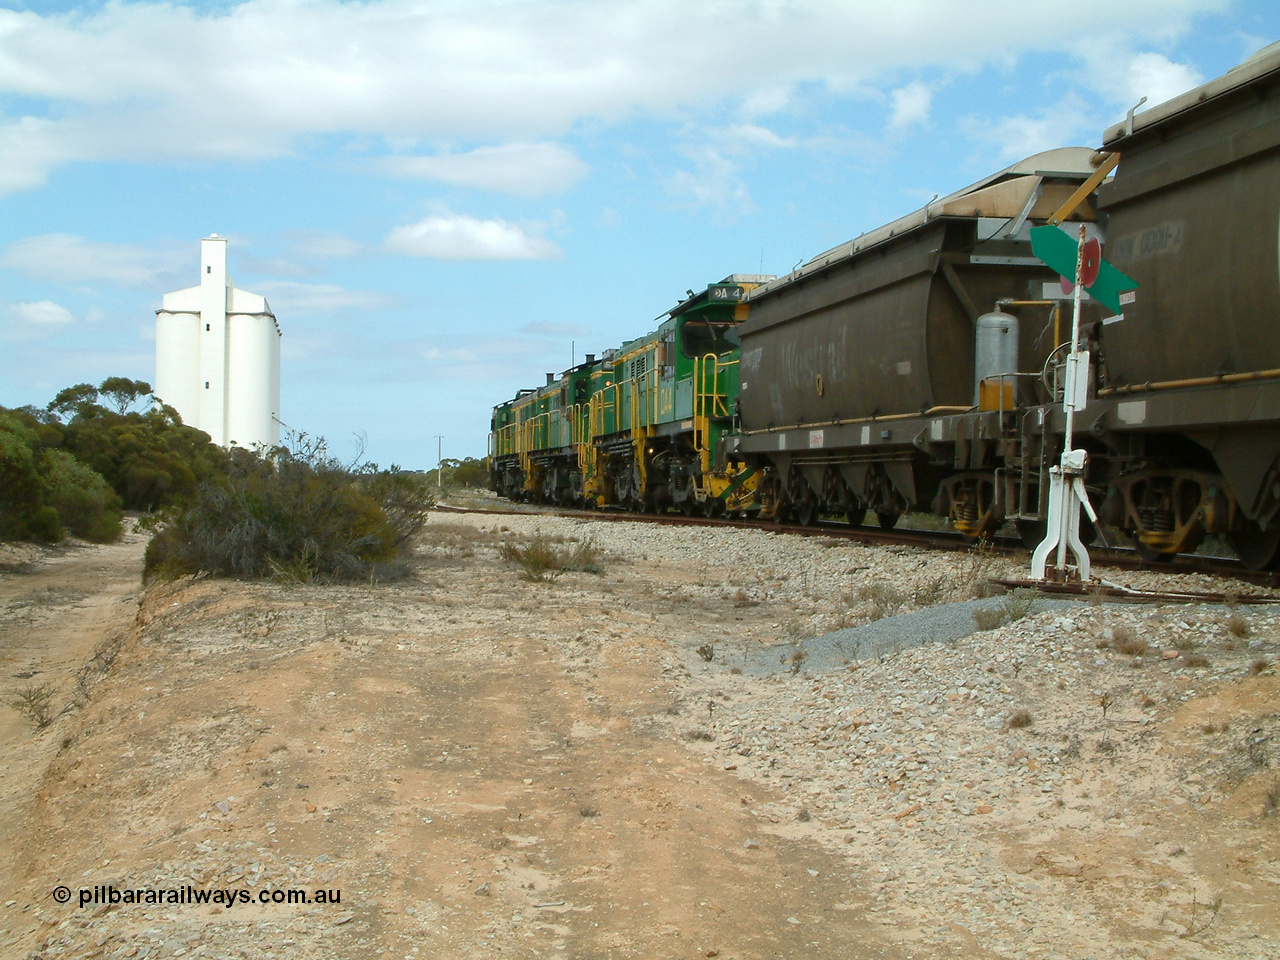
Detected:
left=435, top=435, right=443, bottom=493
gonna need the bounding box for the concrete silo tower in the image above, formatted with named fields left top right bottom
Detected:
left=154, top=235, right=281, bottom=449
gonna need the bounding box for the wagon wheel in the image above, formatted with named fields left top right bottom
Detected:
left=1133, top=536, right=1175, bottom=563
left=876, top=511, right=901, bottom=530
left=846, top=506, right=867, bottom=528
left=702, top=499, right=722, bottom=518
left=1228, top=520, right=1280, bottom=571
left=680, top=499, right=695, bottom=517
left=795, top=498, right=819, bottom=527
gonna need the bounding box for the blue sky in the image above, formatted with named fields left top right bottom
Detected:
left=1, top=0, right=1276, bottom=468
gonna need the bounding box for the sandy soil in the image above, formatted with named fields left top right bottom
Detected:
left=0, top=511, right=1276, bottom=960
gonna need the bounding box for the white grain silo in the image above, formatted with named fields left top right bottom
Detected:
left=155, top=236, right=281, bottom=449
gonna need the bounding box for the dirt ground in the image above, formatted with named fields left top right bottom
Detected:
left=1, top=512, right=1277, bottom=960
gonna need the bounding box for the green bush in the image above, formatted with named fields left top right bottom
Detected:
left=41, top=449, right=122, bottom=542
left=29, top=505, right=65, bottom=544
left=144, top=445, right=433, bottom=583
left=0, top=412, right=122, bottom=543
left=0, top=415, right=44, bottom=540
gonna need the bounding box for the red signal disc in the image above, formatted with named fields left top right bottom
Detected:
left=1080, top=237, right=1101, bottom=287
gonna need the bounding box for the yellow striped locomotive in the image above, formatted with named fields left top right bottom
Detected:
left=489, top=276, right=771, bottom=515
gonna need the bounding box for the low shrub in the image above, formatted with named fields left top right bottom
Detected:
left=499, top=532, right=603, bottom=581
left=8, top=681, right=59, bottom=729
left=144, top=443, right=433, bottom=583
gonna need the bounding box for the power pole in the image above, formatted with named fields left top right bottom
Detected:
left=435, top=435, right=443, bottom=493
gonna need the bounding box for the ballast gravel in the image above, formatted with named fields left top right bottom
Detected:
left=465, top=508, right=1280, bottom=959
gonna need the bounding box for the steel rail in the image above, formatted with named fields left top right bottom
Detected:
left=439, top=499, right=1280, bottom=588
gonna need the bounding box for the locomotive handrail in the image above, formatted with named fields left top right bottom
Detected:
left=739, top=405, right=973, bottom=435
left=1097, top=367, right=1280, bottom=397
left=694, top=353, right=734, bottom=420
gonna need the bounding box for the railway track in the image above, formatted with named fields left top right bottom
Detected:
left=437, top=499, right=1280, bottom=590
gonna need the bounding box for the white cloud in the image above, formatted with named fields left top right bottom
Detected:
left=520, top=320, right=591, bottom=336
left=1123, top=52, right=1203, bottom=108
left=715, top=123, right=796, bottom=152
left=0, top=234, right=188, bottom=288
left=0, top=0, right=1230, bottom=195
left=385, top=214, right=561, bottom=261
left=236, top=255, right=314, bottom=279
left=9, top=299, right=74, bottom=325
left=888, top=81, right=932, bottom=130
left=0, top=116, right=65, bottom=194
left=253, top=281, right=396, bottom=315
left=1067, top=38, right=1207, bottom=115
left=962, top=94, right=1094, bottom=163
left=423, top=346, right=481, bottom=363
left=382, top=142, right=588, bottom=196
left=282, top=231, right=366, bottom=261
left=667, top=147, right=754, bottom=214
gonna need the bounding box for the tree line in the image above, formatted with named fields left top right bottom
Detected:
left=1, top=378, right=439, bottom=583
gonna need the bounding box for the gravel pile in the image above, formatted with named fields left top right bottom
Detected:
left=742, top=596, right=1083, bottom=675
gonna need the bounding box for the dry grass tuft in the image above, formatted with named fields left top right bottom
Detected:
left=973, top=589, right=1038, bottom=632
left=911, top=576, right=950, bottom=608
left=858, top=583, right=906, bottom=620
left=1225, top=614, right=1251, bottom=639
left=959, top=536, right=998, bottom=597
left=499, top=532, right=603, bottom=581
left=1249, top=658, right=1271, bottom=676
left=1183, top=653, right=1211, bottom=669
left=973, top=606, right=1005, bottom=632
left=1113, top=625, right=1148, bottom=656
left=1006, top=709, right=1033, bottom=730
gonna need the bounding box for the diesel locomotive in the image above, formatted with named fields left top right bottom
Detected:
left=489, top=43, right=1280, bottom=569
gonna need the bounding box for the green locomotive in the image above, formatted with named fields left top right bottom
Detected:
left=489, top=275, right=771, bottom=513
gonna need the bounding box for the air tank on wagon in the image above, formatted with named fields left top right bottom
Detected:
left=1091, top=41, right=1280, bottom=566
left=730, top=149, right=1105, bottom=529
